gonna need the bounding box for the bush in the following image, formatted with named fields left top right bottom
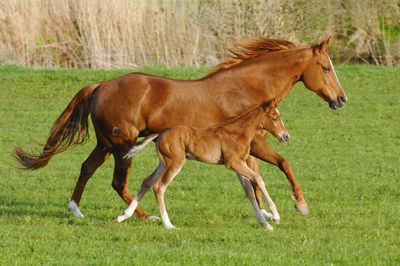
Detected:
left=0, top=0, right=399, bottom=68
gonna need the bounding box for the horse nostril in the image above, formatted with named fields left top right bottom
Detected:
left=338, top=96, right=347, bottom=104
left=279, top=133, right=290, bottom=143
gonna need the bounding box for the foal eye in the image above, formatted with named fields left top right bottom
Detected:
left=272, top=118, right=278, bottom=122
left=322, top=66, right=331, bottom=73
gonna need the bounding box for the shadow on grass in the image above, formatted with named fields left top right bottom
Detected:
left=0, top=195, right=68, bottom=219
left=0, top=195, right=151, bottom=225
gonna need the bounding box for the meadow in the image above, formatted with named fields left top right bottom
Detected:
left=0, top=64, right=399, bottom=264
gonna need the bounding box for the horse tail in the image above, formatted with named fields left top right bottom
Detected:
left=123, top=134, right=159, bottom=159
left=13, top=82, right=102, bottom=170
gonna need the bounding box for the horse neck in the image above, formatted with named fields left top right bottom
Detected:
left=259, top=47, right=313, bottom=103
left=205, top=47, right=313, bottom=106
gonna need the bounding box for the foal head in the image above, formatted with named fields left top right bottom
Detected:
left=260, top=102, right=290, bottom=143
left=301, top=37, right=347, bottom=110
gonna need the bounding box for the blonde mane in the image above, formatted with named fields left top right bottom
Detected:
left=208, top=38, right=297, bottom=76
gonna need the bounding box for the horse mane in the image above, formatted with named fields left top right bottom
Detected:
left=207, top=38, right=297, bottom=76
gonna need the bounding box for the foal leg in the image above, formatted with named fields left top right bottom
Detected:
left=237, top=174, right=273, bottom=230
left=250, top=135, right=309, bottom=214
left=111, top=153, right=150, bottom=219
left=230, top=162, right=280, bottom=225
left=116, top=162, right=164, bottom=223
left=153, top=158, right=185, bottom=229
left=68, top=144, right=110, bottom=218
left=246, top=156, right=272, bottom=220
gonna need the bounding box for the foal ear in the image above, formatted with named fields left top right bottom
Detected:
left=262, top=99, right=274, bottom=110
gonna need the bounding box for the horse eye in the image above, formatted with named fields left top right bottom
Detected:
left=272, top=118, right=278, bottom=122
left=322, top=66, right=331, bottom=73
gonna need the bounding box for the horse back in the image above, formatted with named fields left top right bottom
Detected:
left=90, top=73, right=187, bottom=135
left=88, top=71, right=260, bottom=149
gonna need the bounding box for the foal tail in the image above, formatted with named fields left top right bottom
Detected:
left=13, top=82, right=102, bottom=170
left=123, top=134, right=159, bottom=159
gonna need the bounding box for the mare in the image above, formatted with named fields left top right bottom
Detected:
left=116, top=101, right=288, bottom=230
left=14, top=37, right=347, bottom=221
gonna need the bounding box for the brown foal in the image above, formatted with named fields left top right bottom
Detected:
left=116, top=101, right=289, bottom=230
left=14, top=37, right=347, bottom=220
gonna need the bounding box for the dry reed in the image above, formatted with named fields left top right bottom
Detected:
left=0, top=0, right=399, bottom=68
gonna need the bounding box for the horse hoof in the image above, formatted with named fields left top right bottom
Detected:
left=261, top=209, right=273, bottom=220
left=115, top=215, right=126, bottom=223
left=148, top=216, right=160, bottom=221
left=273, top=219, right=280, bottom=224
left=295, top=203, right=309, bottom=215
left=165, top=225, right=179, bottom=230
left=265, top=224, right=274, bottom=230
left=68, top=208, right=84, bottom=218
left=67, top=201, right=84, bottom=218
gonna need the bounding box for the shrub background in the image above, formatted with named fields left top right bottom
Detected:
left=1, top=0, right=399, bottom=68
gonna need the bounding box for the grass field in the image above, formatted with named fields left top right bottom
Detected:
left=0, top=64, right=399, bottom=264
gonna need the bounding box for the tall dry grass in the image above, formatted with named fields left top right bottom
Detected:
left=0, top=0, right=399, bottom=68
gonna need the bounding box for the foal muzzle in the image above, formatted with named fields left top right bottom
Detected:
left=279, top=132, right=290, bottom=143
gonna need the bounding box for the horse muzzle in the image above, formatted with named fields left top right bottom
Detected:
left=329, top=96, right=347, bottom=110
left=279, top=132, right=290, bottom=143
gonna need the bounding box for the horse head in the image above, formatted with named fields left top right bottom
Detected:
left=301, top=37, right=348, bottom=110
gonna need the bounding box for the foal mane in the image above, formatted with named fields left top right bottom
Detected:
left=207, top=38, right=297, bottom=76
left=210, top=101, right=271, bottom=128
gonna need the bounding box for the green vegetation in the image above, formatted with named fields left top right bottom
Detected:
left=0, top=65, right=399, bottom=264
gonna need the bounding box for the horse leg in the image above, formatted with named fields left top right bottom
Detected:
left=229, top=161, right=280, bottom=226
left=153, top=158, right=184, bottom=229
left=250, top=135, right=309, bottom=214
left=116, top=162, right=164, bottom=223
left=237, top=174, right=273, bottom=229
left=245, top=156, right=272, bottom=220
left=68, top=144, right=110, bottom=218
left=111, top=153, right=150, bottom=219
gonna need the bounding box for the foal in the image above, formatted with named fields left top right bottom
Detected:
left=116, top=100, right=289, bottom=230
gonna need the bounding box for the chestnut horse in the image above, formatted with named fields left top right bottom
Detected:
left=14, top=37, right=347, bottom=219
left=116, top=101, right=288, bottom=230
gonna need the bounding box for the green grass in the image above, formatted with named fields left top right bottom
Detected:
left=0, top=64, right=399, bottom=265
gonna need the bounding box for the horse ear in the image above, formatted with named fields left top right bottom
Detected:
left=312, top=42, right=322, bottom=55
left=321, top=36, right=331, bottom=52
left=313, top=36, right=331, bottom=54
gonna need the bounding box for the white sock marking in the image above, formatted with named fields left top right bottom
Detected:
left=68, top=200, right=84, bottom=218
left=162, top=211, right=177, bottom=229
left=261, top=209, right=274, bottom=220
left=116, top=199, right=138, bottom=223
